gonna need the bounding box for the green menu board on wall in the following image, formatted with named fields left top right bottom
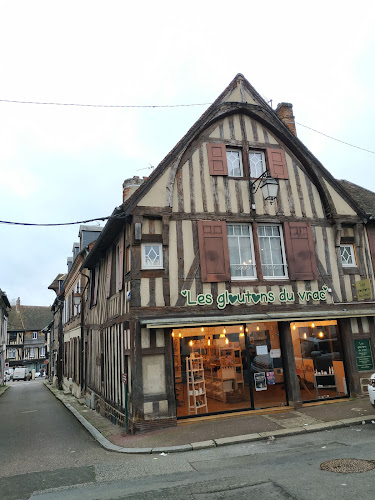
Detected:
left=354, top=339, right=374, bottom=371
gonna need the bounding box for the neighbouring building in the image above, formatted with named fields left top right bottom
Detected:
left=0, top=289, right=11, bottom=385
left=57, top=74, right=375, bottom=433
left=48, top=225, right=102, bottom=393
left=47, top=273, right=65, bottom=385
left=7, top=298, right=52, bottom=373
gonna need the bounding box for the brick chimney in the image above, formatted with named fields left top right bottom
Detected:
left=122, top=176, right=147, bottom=203
left=16, top=297, right=20, bottom=311
left=275, top=102, right=297, bottom=136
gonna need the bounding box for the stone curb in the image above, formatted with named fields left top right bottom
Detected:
left=0, top=385, right=9, bottom=397
left=43, top=383, right=375, bottom=454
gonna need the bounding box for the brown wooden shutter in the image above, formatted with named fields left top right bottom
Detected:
left=266, top=148, right=288, bottom=179
left=198, top=220, right=231, bottom=282
left=118, top=235, right=124, bottom=291
left=284, top=222, right=317, bottom=280
left=206, top=143, right=228, bottom=176
left=366, top=225, right=375, bottom=271
left=105, top=250, right=112, bottom=298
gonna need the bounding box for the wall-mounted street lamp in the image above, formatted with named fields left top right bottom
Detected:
left=250, top=171, right=279, bottom=209
left=73, top=292, right=81, bottom=308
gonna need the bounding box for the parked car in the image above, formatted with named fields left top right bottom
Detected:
left=35, top=372, right=41, bottom=378
left=368, top=373, right=375, bottom=408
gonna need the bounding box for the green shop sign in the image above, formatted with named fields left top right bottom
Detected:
left=354, top=339, right=374, bottom=371
left=181, top=285, right=329, bottom=310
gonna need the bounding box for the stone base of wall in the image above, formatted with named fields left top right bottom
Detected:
left=131, top=417, right=177, bottom=434
left=97, top=398, right=126, bottom=427
left=86, top=389, right=177, bottom=434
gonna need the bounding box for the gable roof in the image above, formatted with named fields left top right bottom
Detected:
left=8, top=305, right=53, bottom=331
left=83, top=74, right=368, bottom=268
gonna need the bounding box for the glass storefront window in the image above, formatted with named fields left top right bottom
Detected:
left=291, top=320, right=347, bottom=401
left=173, top=322, right=287, bottom=418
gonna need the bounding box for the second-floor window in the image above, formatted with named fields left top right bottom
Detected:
left=29, top=348, right=35, bottom=358
left=40, top=346, right=45, bottom=357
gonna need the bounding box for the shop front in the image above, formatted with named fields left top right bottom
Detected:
left=171, top=319, right=348, bottom=419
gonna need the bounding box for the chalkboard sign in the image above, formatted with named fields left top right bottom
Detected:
left=354, top=339, right=373, bottom=371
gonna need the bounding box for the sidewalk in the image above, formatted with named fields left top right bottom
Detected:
left=43, top=382, right=375, bottom=454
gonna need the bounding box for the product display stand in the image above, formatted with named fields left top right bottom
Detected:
left=314, top=372, right=338, bottom=398
left=206, top=344, right=244, bottom=402
left=186, top=355, right=208, bottom=415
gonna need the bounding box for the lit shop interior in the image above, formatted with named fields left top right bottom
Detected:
left=172, top=320, right=347, bottom=418
left=291, top=320, right=347, bottom=402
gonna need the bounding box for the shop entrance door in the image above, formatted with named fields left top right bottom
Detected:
left=245, top=322, right=287, bottom=409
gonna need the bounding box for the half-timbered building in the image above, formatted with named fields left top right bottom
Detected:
left=7, top=298, right=52, bottom=373
left=49, top=225, right=102, bottom=395
left=82, top=74, right=375, bottom=433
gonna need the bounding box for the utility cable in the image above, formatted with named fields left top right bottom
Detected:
left=0, top=99, right=211, bottom=108
left=0, top=97, right=372, bottom=154
left=0, top=213, right=127, bottom=227
left=296, top=122, right=375, bottom=154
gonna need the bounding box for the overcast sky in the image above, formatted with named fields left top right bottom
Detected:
left=1, top=1, right=375, bottom=307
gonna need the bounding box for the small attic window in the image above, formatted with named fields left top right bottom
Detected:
left=32, top=331, right=38, bottom=339
left=340, top=244, right=356, bottom=267
left=141, top=243, right=163, bottom=269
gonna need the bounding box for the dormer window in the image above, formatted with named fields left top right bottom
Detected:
left=32, top=331, right=38, bottom=340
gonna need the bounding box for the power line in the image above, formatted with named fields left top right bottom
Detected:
left=0, top=214, right=126, bottom=227
left=0, top=97, right=372, bottom=154
left=0, top=99, right=211, bottom=108
left=296, top=122, right=375, bottom=155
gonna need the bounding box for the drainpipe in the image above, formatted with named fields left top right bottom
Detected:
left=80, top=271, right=90, bottom=394
left=57, top=300, right=64, bottom=390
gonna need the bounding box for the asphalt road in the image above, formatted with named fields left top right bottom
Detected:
left=1, top=380, right=375, bottom=499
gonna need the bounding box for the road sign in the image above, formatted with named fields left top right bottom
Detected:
left=44, top=360, right=48, bottom=364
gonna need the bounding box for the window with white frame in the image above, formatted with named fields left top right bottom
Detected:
left=141, top=243, right=163, bottom=269
left=227, top=224, right=256, bottom=279
left=29, top=348, right=35, bottom=358
left=32, top=331, right=38, bottom=339
left=249, top=151, right=266, bottom=178
left=226, top=149, right=243, bottom=177
left=340, top=244, right=356, bottom=267
left=8, top=348, right=16, bottom=359
left=258, top=224, right=288, bottom=278
left=40, top=346, right=45, bottom=357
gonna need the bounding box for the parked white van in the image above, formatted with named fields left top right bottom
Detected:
left=13, top=367, right=27, bottom=381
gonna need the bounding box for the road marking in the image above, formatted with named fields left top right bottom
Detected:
left=20, top=410, right=39, bottom=414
